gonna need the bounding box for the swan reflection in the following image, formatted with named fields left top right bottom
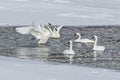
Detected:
left=93, top=50, right=97, bottom=63
left=16, top=46, right=50, bottom=60
left=64, top=54, right=74, bottom=64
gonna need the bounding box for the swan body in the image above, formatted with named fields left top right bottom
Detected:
left=93, top=46, right=105, bottom=51
left=63, top=40, right=75, bottom=56
left=16, top=23, right=51, bottom=44
left=93, top=35, right=105, bottom=51
left=74, top=33, right=94, bottom=44
left=48, top=25, right=63, bottom=39
left=75, top=39, right=94, bottom=43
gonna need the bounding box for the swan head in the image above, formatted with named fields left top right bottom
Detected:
left=76, top=32, right=80, bottom=36
left=69, top=40, right=72, bottom=44
left=55, top=27, right=57, bottom=31
left=92, top=35, right=98, bottom=39
left=48, top=22, right=52, bottom=26
left=66, top=40, right=72, bottom=45
left=43, top=23, right=52, bottom=30
left=68, top=40, right=72, bottom=44
left=44, top=23, right=51, bottom=26
left=74, top=32, right=80, bottom=36
left=74, top=33, right=81, bottom=40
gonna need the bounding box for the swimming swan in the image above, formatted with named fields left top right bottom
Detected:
left=92, top=35, right=105, bottom=51
left=16, top=23, right=51, bottom=44
left=48, top=25, right=64, bottom=39
left=63, top=40, right=75, bottom=59
left=74, top=32, right=94, bottom=44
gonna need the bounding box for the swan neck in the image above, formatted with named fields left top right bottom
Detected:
left=53, top=27, right=56, bottom=32
left=78, top=34, right=81, bottom=39
left=70, top=41, right=73, bottom=50
left=43, top=25, right=50, bottom=32
left=94, top=37, right=97, bottom=48
left=53, top=27, right=57, bottom=33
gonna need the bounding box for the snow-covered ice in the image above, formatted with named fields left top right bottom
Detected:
left=0, top=56, right=119, bottom=80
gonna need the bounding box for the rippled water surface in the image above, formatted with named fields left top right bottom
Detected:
left=0, top=25, right=120, bottom=70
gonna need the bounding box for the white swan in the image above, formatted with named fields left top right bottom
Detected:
left=63, top=40, right=75, bottom=55
left=92, top=35, right=105, bottom=51
left=74, top=32, right=94, bottom=44
left=48, top=25, right=63, bottom=39
left=63, top=40, right=75, bottom=64
left=16, top=23, right=51, bottom=44
left=37, top=23, right=51, bottom=44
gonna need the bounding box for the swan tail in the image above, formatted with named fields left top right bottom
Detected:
left=16, top=27, right=32, bottom=34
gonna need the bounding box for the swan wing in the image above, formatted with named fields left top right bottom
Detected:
left=33, top=24, right=51, bottom=41
left=30, top=29, right=43, bottom=39
left=16, top=26, right=45, bottom=39
left=33, top=25, right=44, bottom=33
left=41, top=24, right=53, bottom=35
left=63, top=50, right=68, bottom=54
left=94, top=46, right=105, bottom=51
left=84, top=39, right=94, bottom=43
left=16, top=26, right=32, bottom=34
left=57, top=25, right=64, bottom=32
left=99, top=46, right=105, bottom=51
left=38, top=36, right=49, bottom=44
left=80, top=39, right=94, bottom=43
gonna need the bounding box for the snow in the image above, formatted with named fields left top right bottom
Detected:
left=0, top=56, right=119, bottom=80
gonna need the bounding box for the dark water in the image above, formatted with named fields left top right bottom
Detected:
left=0, top=25, right=120, bottom=70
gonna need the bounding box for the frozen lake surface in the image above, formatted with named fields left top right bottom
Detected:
left=0, top=56, right=120, bottom=80
left=0, top=25, right=120, bottom=70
